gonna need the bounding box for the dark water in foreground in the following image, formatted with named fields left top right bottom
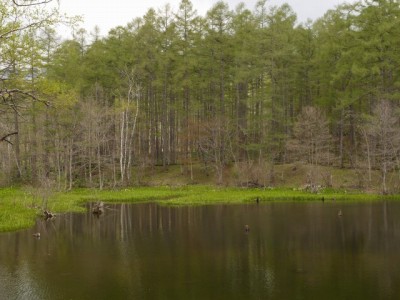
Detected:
left=1, top=201, right=400, bottom=299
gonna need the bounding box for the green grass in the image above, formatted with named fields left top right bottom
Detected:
left=0, top=185, right=399, bottom=232
left=0, top=188, right=38, bottom=232
left=153, top=186, right=398, bottom=205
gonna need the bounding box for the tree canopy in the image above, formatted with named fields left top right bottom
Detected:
left=1, top=0, right=400, bottom=192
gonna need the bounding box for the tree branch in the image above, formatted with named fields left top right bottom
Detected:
left=0, top=132, right=18, bottom=145
left=12, top=0, right=53, bottom=7
left=0, top=18, right=53, bottom=40
left=0, top=89, right=50, bottom=106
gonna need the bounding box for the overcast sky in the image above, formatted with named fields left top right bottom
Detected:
left=59, top=0, right=352, bottom=36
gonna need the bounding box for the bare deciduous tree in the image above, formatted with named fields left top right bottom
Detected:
left=196, top=118, right=234, bottom=184
left=364, top=100, right=400, bottom=194
left=288, top=106, right=332, bottom=165
left=287, top=106, right=333, bottom=187
left=117, top=68, right=141, bottom=185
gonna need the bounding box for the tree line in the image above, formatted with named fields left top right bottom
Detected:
left=1, top=0, right=400, bottom=192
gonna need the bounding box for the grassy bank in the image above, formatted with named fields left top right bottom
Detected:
left=0, top=188, right=38, bottom=232
left=1, top=185, right=398, bottom=233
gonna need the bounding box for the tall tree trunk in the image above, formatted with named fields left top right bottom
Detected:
left=339, top=109, right=344, bottom=168
left=13, top=110, right=22, bottom=178
left=68, top=139, right=73, bottom=190
left=31, top=102, right=38, bottom=183
left=97, top=142, right=103, bottom=189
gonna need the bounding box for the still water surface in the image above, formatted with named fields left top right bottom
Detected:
left=1, top=201, right=400, bottom=299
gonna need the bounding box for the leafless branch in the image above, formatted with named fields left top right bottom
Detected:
left=0, top=131, right=18, bottom=144
left=0, top=89, right=50, bottom=106
left=0, top=18, right=53, bottom=40
left=1, top=89, right=35, bottom=99
left=12, top=0, right=53, bottom=7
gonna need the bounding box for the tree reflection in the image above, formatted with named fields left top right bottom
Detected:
left=0, top=202, right=400, bottom=299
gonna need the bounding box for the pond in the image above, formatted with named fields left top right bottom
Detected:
left=1, top=201, right=400, bottom=299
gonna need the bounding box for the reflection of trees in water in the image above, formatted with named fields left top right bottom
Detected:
left=0, top=202, right=400, bottom=298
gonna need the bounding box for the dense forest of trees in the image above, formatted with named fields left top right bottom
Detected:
left=1, top=0, right=400, bottom=192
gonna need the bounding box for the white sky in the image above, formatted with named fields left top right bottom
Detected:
left=58, top=0, right=352, bottom=36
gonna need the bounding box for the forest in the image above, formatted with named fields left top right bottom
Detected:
left=1, top=0, right=400, bottom=193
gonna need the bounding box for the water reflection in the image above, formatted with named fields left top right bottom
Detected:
left=1, top=201, right=400, bottom=299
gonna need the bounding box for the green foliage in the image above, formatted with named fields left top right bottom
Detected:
left=3, top=0, right=400, bottom=190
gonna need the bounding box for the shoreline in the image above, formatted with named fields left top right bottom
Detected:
left=1, top=186, right=398, bottom=233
